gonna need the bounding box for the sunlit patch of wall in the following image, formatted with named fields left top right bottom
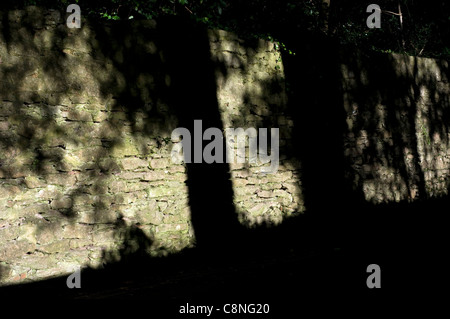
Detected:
left=341, top=52, right=450, bottom=204
left=208, top=30, right=305, bottom=228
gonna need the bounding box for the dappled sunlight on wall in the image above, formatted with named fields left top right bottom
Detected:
left=3, top=6, right=447, bottom=288
left=342, top=52, right=450, bottom=203
left=209, top=29, right=305, bottom=227
left=0, top=8, right=194, bottom=284
left=0, top=8, right=303, bottom=285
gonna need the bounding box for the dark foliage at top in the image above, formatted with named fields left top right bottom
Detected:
left=1, top=1, right=449, bottom=58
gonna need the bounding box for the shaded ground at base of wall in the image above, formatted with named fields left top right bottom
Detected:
left=0, top=199, right=446, bottom=301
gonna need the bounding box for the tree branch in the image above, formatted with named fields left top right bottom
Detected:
left=382, top=10, right=402, bottom=16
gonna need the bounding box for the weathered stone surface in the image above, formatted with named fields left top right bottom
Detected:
left=91, top=228, right=117, bottom=244
left=24, top=176, right=46, bottom=188
left=248, top=203, right=270, bottom=216
left=141, top=170, right=168, bottom=181
left=38, top=239, right=71, bottom=254
left=155, top=223, right=188, bottom=233
left=0, top=240, right=36, bottom=260
left=77, top=210, right=119, bottom=224
left=110, top=141, right=139, bottom=157
left=0, top=226, right=23, bottom=241
left=35, top=223, right=63, bottom=245
left=282, top=182, right=302, bottom=195
left=3, top=6, right=448, bottom=287
left=149, top=158, right=170, bottom=169
left=108, top=180, right=128, bottom=193
left=45, top=173, right=77, bottom=186
left=50, top=196, right=73, bottom=210
left=11, top=253, right=57, bottom=270
left=137, top=209, right=163, bottom=225
left=121, top=158, right=149, bottom=170
left=257, top=190, right=273, bottom=198
left=148, top=186, right=176, bottom=198
left=232, top=178, right=249, bottom=187
left=69, top=239, right=92, bottom=249
left=63, top=224, right=93, bottom=239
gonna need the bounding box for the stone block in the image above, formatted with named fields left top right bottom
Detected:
left=234, top=185, right=257, bottom=196
left=121, top=158, right=149, bottom=170
left=110, top=140, right=139, bottom=157
left=141, top=170, right=167, bottom=181
left=260, top=182, right=282, bottom=190
left=231, top=170, right=250, bottom=178
left=118, top=172, right=144, bottom=180
left=62, top=108, right=92, bottom=122
left=109, top=180, right=128, bottom=193
left=266, top=171, right=292, bottom=183
left=35, top=223, right=63, bottom=245
left=24, top=175, right=46, bottom=188
left=63, top=224, right=93, bottom=239
left=45, top=173, right=77, bottom=187
left=0, top=240, right=36, bottom=260
left=50, top=196, right=73, bottom=210
left=77, top=209, right=119, bottom=224
left=166, top=172, right=187, bottom=182
left=282, top=182, right=302, bottom=195
left=12, top=252, right=57, bottom=270
left=257, top=190, right=274, bottom=198
left=148, top=186, right=176, bottom=198
left=0, top=226, right=22, bottom=241
left=248, top=203, right=269, bottom=216
left=155, top=223, right=188, bottom=233
left=69, top=239, right=91, bottom=249
left=91, top=228, right=117, bottom=244
left=137, top=209, right=163, bottom=225
left=232, top=178, right=249, bottom=187
left=149, top=158, right=170, bottom=169
left=38, top=239, right=71, bottom=254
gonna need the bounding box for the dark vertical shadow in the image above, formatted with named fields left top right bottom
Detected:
left=158, top=16, right=242, bottom=254
left=281, top=32, right=349, bottom=247
left=281, top=40, right=450, bottom=292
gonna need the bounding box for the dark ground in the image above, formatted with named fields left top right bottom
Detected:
left=0, top=198, right=445, bottom=315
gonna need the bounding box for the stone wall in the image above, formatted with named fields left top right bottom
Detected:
left=341, top=51, right=450, bottom=203
left=1, top=6, right=449, bottom=286
left=0, top=7, right=302, bottom=284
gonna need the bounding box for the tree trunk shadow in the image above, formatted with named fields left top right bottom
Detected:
left=158, top=16, right=244, bottom=254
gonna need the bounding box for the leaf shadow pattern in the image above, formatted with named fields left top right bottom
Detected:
left=1, top=6, right=448, bottom=297
left=1, top=8, right=342, bottom=297
left=1, top=8, right=300, bottom=289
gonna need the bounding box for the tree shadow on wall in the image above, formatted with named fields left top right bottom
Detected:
left=87, top=15, right=266, bottom=257
left=1, top=10, right=335, bottom=300
left=278, top=29, right=450, bottom=291
left=156, top=17, right=243, bottom=254
left=88, top=15, right=320, bottom=257
left=278, top=31, right=348, bottom=248
left=6, top=6, right=448, bottom=298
